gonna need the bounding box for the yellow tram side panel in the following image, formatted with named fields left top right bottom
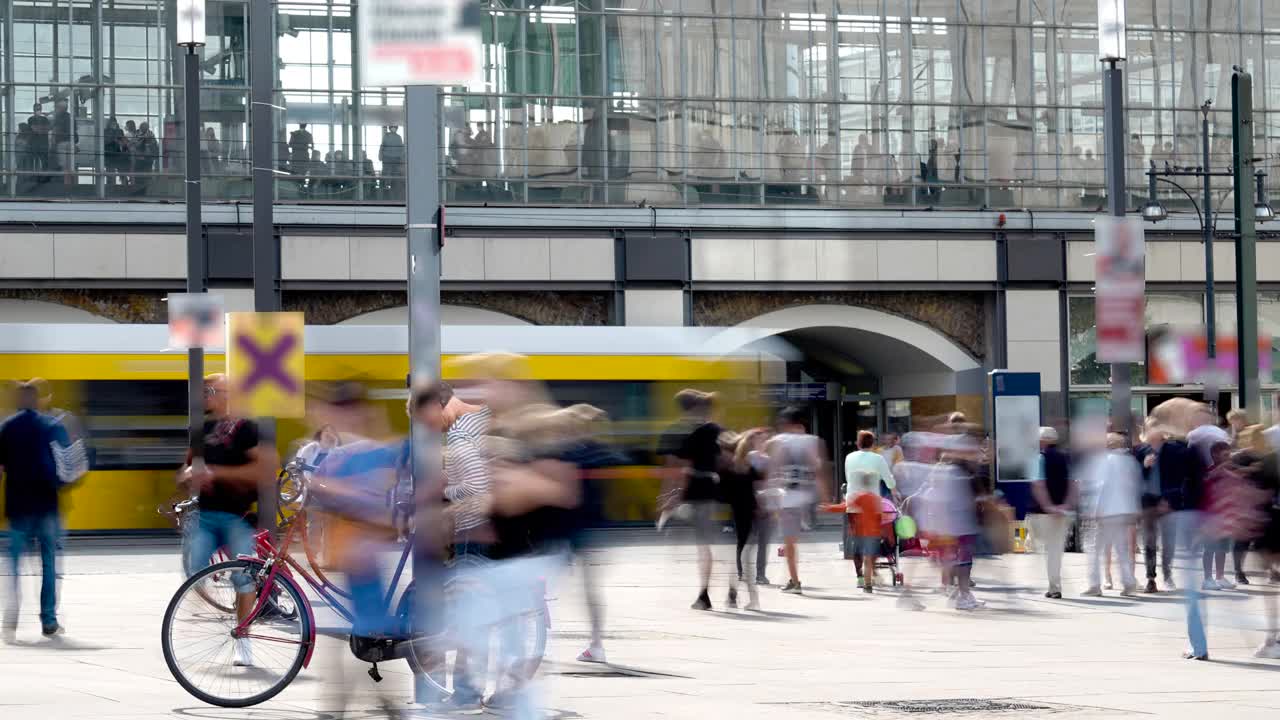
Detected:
left=0, top=351, right=758, bottom=530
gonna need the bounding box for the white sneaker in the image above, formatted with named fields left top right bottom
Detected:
left=1255, top=637, right=1280, bottom=659
left=1119, top=586, right=1140, bottom=598
left=1216, top=577, right=1237, bottom=590
left=955, top=594, right=985, bottom=611
left=1081, top=587, right=1103, bottom=597
left=577, top=645, right=606, bottom=664
left=233, top=638, right=254, bottom=667
left=1202, top=578, right=1221, bottom=591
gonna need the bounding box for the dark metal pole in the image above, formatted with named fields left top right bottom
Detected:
left=1233, top=71, right=1261, bottom=418
left=1201, top=105, right=1217, bottom=409
left=250, top=0, right=279, bottom=532
left=1102, top=58, right=1131, bottom=438
left=184, top=45, right=205, bottom=460
left=407, top=84, right=443, bottom=705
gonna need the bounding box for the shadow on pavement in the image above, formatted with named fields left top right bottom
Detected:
left=708, top=608, right=815, bottom=622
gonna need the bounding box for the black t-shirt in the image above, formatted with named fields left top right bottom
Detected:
left=658, top=420, right=723, bottom=502
left=198, top=417, right=261, bottom=515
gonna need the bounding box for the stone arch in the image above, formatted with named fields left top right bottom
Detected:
left=704, top=304, right=980, bottom=373
left=0, top=297, right=123, bottom=323
left=339, top=305, right=533, bottom=326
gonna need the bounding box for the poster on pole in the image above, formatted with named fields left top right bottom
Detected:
left=167, top=293, right=224, bottom=350
left=359, top=0, right=484, bottom=87
left=1094, top=215, right=1146, bottom=363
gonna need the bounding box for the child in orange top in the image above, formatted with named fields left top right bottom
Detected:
left=850, top=488, right=882, bottom=593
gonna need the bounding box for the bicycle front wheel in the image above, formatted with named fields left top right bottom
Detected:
left=161, top=559, right=312, bottom=708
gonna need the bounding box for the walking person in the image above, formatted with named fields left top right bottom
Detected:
left=657, top=389, right=723, bottom=610
left=1233, top=426, right=1279, bottom=586
left=1080, top=433, right=1141, bottom=597
left=410, top=378, right=494, bottom=712
left=1134, top=418, right=1194, bottom=593
left=844, top=430, right=896, bottom=588
left=1030, top=427, right=1076, bottom=598
left=1, top=382, right=71, bottom=641
left=767, top=407, right=829, bottom=595
left=721, top=429, right=763, bottom=611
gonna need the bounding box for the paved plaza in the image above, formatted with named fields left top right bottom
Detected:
left=5, top=529, right=1280, bottom=719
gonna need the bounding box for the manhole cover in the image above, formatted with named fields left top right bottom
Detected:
left=771, top=698, right=1082, bottom=717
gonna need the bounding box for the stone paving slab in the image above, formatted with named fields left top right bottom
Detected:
left=4, top=529, right=1280, bottom=718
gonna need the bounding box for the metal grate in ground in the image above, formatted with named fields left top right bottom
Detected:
left=767, top=698, right=1100, bottom=717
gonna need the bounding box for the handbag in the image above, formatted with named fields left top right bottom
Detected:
left=51, top=438, right=89, bottom=487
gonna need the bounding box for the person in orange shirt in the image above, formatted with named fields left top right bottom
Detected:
left=849, top=483, right=882, bottom=593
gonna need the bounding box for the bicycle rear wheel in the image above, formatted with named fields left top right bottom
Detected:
left=162, top=559, right=311, bottom=707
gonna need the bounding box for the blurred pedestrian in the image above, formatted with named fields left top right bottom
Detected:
left=657, top=389, right=723, bottom=610
left=1232, top=426, right=1279, bottom=585
left=1, top=381, right=71, bottom=640
left=845, top=430, right=896, bottom=589
left=925, top=434, right=984, bottom=610
left=555, top=404, right=630, bottom=662
left=1134, top=417, right=1195, bottom=593
left=178, top=374, right=277, bottom=666
left=410, top=378, right=493, bottom=713
left=1080, top=433, right=1141, bottom=597
left=720, top=429, right=762, bottom=610
left=1030, top=426, right=1075, bottom=599
left=768, top=407, right=828, bottom=595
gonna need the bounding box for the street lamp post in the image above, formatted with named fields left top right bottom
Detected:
left=1142, top=77, right=1274, bottom=417
left=1098, top=0, right=1131, bottom=438
left=177, top=0, right=206, bottom=459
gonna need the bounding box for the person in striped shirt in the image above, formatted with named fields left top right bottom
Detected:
left=410, top=379, right=494, bottom=712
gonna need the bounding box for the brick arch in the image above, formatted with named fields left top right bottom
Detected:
left=692, top=290, right=985, bottom=361
left=284, top=290, right=609, bottom=325
left=0, top=289, right=164, bottom=322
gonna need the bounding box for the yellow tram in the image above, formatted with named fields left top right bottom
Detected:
left=0, top=323, right=772, bottom=533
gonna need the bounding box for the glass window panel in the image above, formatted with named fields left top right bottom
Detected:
left=733, top=18, right=763, bottom=99
left=97, top=86, right=176, bottom=199
left=100, top=1, right=169, bottom=85
left=605, top=15, right=678, bottom=99
left=681, top=0, right=757, bottom=16
left=359, top=92, right=405, bottom=200
left=606, top=0, right=678, bottom=12
left=487, top=9, right=523, bottom=95
left=762, top=8, right=827, bottom=100
left=525, top=7, right=581, bottom=96
left=684, top=17, right=733, bottom=98
left=1057, top=0, right=1098, bottom=27
left=203, top=1, right=249, bottom=86
left=836, top=7, right=884, bottom=104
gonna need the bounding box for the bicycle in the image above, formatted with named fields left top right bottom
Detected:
left=161, top=470, right=549, bottom=708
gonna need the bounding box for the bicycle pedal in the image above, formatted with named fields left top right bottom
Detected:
left=368, top=663, right=383, bottom=682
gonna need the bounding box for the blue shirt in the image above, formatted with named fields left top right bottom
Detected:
left=0, top=409, right=70, bottom=519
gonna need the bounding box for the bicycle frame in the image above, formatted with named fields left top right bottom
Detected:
left=232, top=512, right=417, bottom=666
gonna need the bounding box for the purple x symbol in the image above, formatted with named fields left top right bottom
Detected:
left=237, top=333, right=299, bottom=393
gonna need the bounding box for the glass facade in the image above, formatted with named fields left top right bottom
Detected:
left=2, top=0, right=1280, bottom=205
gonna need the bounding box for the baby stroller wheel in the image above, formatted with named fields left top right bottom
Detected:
left=893, top=572, right=904, bottom=587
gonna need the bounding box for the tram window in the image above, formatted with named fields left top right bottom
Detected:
left=81, top=380, right=189, bottom=470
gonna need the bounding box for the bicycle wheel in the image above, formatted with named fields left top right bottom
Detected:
left=179, top=532, right=238, bottom=615
left=162, top=559, right=312, bottom=708
left=401, top=561, right=548, bottom=694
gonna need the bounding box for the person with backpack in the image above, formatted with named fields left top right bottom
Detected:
left=1, top=381, right=71, bottom=640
